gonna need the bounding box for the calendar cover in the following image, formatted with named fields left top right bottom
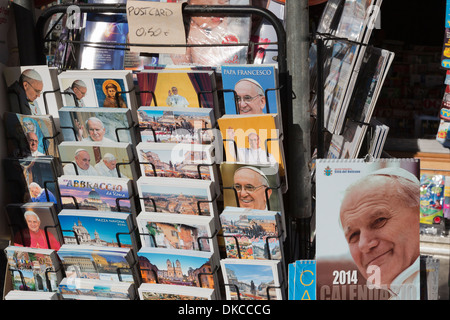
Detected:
left=315, top=158, right=420, bottom=300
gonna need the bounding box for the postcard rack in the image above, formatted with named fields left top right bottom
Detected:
left=29, top=2, right=314, bottom=299
left=35, top=4, right=287, bottom=72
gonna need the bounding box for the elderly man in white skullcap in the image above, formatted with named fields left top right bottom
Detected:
left=7, top=69, right=43, bottom=115
left=339, top=167, right=420, bottom=300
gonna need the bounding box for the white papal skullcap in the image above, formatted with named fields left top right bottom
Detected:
left=235, top=78, right=264, bottom=94
left=22, top=69, right=43, bottom=82
left=366, top=167, right=420, bottom=185
left=234, top=165, right=269, bottom=185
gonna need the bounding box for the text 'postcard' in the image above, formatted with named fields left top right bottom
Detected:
left=126, top=1, right=187, bottom=55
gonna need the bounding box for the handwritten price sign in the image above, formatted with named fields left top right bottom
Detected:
left=126, top=1, right=186, bottom=54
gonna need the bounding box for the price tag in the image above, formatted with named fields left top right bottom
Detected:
left=126, top=1, right=187, bottom=54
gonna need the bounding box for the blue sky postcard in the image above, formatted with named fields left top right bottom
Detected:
left=58, top=209, right=136, bottom=250
left=138, top=247, right=215, bottom=289
left=222, top=64, right=279, bottom=115
left=220, top=258, right=283, bottom=300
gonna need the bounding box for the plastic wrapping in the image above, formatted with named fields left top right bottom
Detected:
left=420, top=174, right=445, bottom=225
left=159, top=0, right=251, bottom=71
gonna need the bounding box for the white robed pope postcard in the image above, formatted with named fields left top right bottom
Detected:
left=315, top=158, right=420, bottom=300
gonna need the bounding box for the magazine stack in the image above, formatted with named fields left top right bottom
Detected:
left=309, top=0, right=394, bottom=160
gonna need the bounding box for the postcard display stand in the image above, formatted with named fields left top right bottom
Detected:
left=0, top=3, right=306, bottom=301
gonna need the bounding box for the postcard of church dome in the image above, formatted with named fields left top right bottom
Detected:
left=219, top=207, right=284, bottom=261
left=57, top=244, right=138, bottom=283
left=137, top=106, right=216, bottom=144
left=222, top=64, right=280, bottom=115
left=220, top=258, right=284, bottom=300
left=6, top=202, right=62, bottom=251
left=137, top=176, right=217, bottom=218
left=137, top=247, right=218, bottom=292
left=138, top=283, right=216, bottom=300
left=136, top=69, right=218, bottom=110
left=58, top=209, right=138, bottom=253
left=315, top=159, right=421, bottom=300
left=58, top=141, right=138, bottom=181
left=59, top=107, right=136, bottom=145
left=58, top=175, right=135, bottom=214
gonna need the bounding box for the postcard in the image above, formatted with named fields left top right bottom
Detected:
left=57, top=70, right=138, bottom=120
left=5, top=290, right=61, bottom=300
left=4, top=65, right=62, bottom=120
left=220, top=207, right=283, bottom=260
left=5, top=245, right=63, bottom=292
left=220, top=258, right=284, bottom=300
left=137, top=247, right=216, bottom=289
left=137, top=106, right=216, bottom=144
left=58, top=277, right=136, bottom=300
left=138, top=283, right=216, bottom=300
left=4, top=112, right=61, bottom=158
left=3, top=156, right=61, bottom=210
left=220, top=162, right=284, bottom=231
left=136, top=141, right=215, bottom=176
left=58, top=141, right=137, bottom=180
left=57, top=244, right=137, bottom=283
left=217, top=114, right=285, bottom=177
left=58, top=175, right=134, bottom=213
left=136, top=69, right=217, bottom=109
left=137, top=211, right=218, bottom=255
left=6, top=202, right=62, bottom=250
left=222, top=64, right=280, bottom=115
left=58, top=209, right=137, bottom=251
left=58, top=107, right=136, bottom=144
left=137, top=176, right=216, bottom=217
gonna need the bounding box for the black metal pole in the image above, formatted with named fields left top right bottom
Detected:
left=316, top=36, right=324, bottom=159
left=12, top=0, right=40, bottom=65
